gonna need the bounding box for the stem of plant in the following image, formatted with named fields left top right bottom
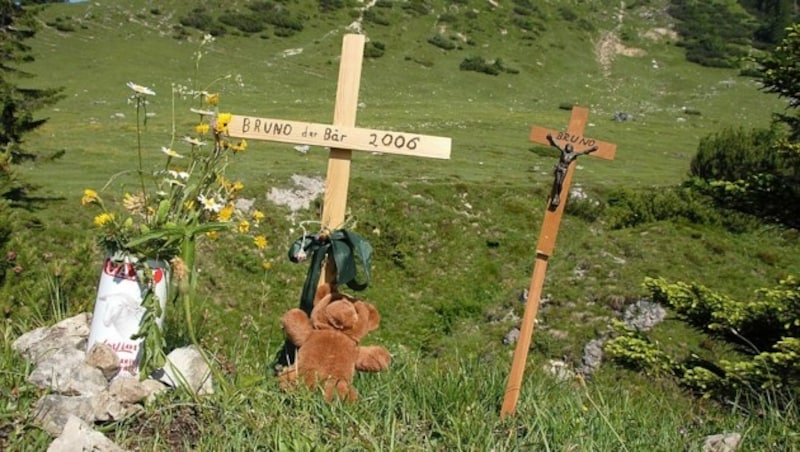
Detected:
left=135, top=97, right=149, bottom=221
left=180, top=232, right=230, bottom=395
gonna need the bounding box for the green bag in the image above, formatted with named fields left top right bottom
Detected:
left=287, top=229, right=373, bottom=314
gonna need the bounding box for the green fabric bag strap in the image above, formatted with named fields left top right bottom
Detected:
left=287, top=229, right=373, bottom=314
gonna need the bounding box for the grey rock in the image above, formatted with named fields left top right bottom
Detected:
left=28, top=346, right=108, bottom=396
left=543, top=359, right=575, bottom=383
left=156, top=345, right=214, bottom=395
left=108, top=376, right=149, bottom=404
left=85, top=343, right=120, bottom=381
left=577, top=338, right=606, bottom=377
left=503, top=327, right=520, bottom=345
left=47, top=415, right=126, bottom=452
left=623, top=299, right=666, bottom=331
left=33, top=394, right=94, bottom=436
left=141, top=378, right=169, bottom=402
left=12, top=313, right=90, bottom=362
left=234, top=197, right=255, bottom=214
left=703, top=432, right=741, bottom=452
left=90, top=390, right=143, bottom=422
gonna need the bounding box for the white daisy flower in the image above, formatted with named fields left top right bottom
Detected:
left=190, top=108, right=215, bottom=116
left=182, top=136, right=207, bottom=146
left=167, top=170, right=190, bottom=181
left=126, top=81, right=155, bottom=96
left=198, top=193, right=223, bottom=213
left=161, top=147, right=185, bottom=159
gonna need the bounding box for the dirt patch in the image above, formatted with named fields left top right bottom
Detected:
left=643, top=27, right=679, bottom=41
left=125, top=405, right=202, bottom=451
left=594, top=31, right=646, bottom=77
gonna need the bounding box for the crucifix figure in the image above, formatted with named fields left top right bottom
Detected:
left=227, top=34, right=451, bottom=286
left=546, top=133, right=598, bottom=208
left=500, top=106, right=616, bottom=419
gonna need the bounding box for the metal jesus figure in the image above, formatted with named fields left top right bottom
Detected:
left=546, top=134, right=598, bottom=208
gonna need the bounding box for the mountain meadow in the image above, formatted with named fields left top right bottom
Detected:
left=2, top=0, right=799, bottom=449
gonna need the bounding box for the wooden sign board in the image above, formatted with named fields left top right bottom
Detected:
left=228, top=115, right=451, bottom=159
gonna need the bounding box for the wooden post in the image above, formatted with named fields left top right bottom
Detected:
left=500, top=106, right=616, bottom=419
left=228, top=34, right=451, bottom=284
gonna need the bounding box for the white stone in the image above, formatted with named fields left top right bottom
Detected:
left=47, top=415, right=126, bottom=452
left=28, top=346, right=108, bottom=396
left=156, top=345, right=213, bottom=395
left=703, top=432, right=741, bottom=452
left=13, top=313, right=90, bottom=362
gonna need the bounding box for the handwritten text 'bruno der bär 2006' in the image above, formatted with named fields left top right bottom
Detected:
left=229, top=115, right=450, bottom=158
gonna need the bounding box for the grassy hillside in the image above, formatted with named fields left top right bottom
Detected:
left=3, top=0, right=798, bottom=449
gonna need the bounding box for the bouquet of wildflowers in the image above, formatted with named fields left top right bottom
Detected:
left=81, top=35, right=268, bottom=375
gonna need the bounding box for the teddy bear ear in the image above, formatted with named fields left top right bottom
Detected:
left=355, top=301, right=381, bottom=332
left=313, top=283, right=337, bottom=307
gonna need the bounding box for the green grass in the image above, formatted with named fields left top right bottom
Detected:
left=2, top=0, right=799, bottom=449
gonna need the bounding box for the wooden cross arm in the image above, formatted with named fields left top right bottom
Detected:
left=530, top=126, right=617, bottom=160
left=228, top=115, right=451, bottom=159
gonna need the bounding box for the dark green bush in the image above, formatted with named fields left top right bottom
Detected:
left=363, top=9, right=391, bottom=26
left=667, top=0, right=757, bottom=68
left=459, top=56, right=519, bottom=76
left=218, top=12, right=266, bottom=33
left=364, top=41, right=386, bottom=58
left=179, top=8, right=215, bottom=32
left=428, top=34, right=456, bottom=50
left=402, top=0, right=431, bottom=16
left=459, top=56, right=499, bottom=75
left=247, top=0, right=275, bottom=10
left=274, top=27, right=298, bottom=37
left=558, top=6, right=577, bottom=21
left=438, top=13, right=457, bottom=23
left=604, top=186, right=719, bottom=229
left=269, top=11, right=304, bottom=32
left=318, top=0, right=345, bottom=12
left=690, top=127, right=780, bottom=183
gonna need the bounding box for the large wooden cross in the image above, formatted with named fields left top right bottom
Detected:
left=500, top=106, right=616, bottom=418
left=228, top=34, right=451, bottom=283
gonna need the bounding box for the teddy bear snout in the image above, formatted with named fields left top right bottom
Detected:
left=326, top=301, right=358, bottom=330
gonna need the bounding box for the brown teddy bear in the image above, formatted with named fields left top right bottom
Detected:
left=279, top=284, right=391, bottom=401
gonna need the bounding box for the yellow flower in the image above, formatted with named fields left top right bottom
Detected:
left=253, top=235, right=268, bottom=250
left=232, top=181, right=244, bottom=192
left=252, top=210, right=265, bottom=223
left=205, top=92, right=219, bottom=105
left=230, top=139, right=247, bottom=153
left=81, top=189, right=98, bottom=206
left=195, top=124, right=210, bottom=135
left=214, top=113, right=232, bottom=133
left=93, top=213, right=115, bottom=227
left=238, top=220, right=250, bottom=233
left=262, top=261, right=272, bottom=270
left=206, top=231, right=219, bottom=240
left=218, top=204, right=234, bottom=222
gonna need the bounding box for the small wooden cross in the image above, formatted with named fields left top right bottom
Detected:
left=500, top=106, right=616, bottom=418
left=227, top=34, right=451, bottom=283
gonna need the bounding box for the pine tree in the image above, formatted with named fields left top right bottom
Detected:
left=0, top=0, right=63, bottom=202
